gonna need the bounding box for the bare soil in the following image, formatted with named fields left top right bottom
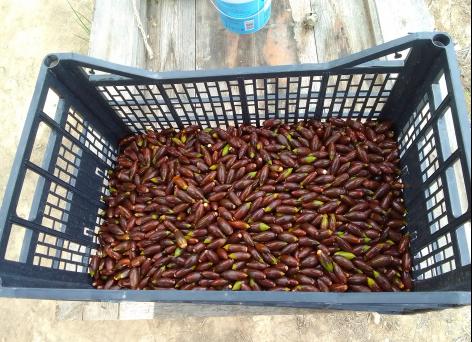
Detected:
left=427, top=0, right=472, bottom=111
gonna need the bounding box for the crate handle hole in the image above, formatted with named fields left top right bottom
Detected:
left=16, top=169, right=44, bottom=221
left=5, top=225, right=33, bottom=263
left=446, top=160, right=469, bottom=218
left=44, top=55, right=59, bottom=68
left=455, top=221, right=471, bottom=266
left=432, top=34, right=451, bottom=48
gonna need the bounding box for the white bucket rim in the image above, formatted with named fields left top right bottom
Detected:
left=218, top=0, right=257, bottom=3
left=210, top=0, right=271, bottom=20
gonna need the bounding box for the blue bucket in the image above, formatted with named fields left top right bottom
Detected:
left=213, top=0, right=272, bottom=34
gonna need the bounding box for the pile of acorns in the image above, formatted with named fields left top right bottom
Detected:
left=89, top=118, right=412, bottom=292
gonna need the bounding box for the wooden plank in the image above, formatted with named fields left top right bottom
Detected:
left=256, top=0, right=317, bottom=65
left=119, top=302, right=155, bottom=320
left=147, top=0, right=196, bottom=71
left=56, top=302, right=324, bottom=320
left=89, top=0, right=147, bottom=67
left=287, top=0, right=319, bottom=64
left=311, top=0, right=377, bottom=62
left=151, top=303, right=322, bottom=318
left=196, top=1, right=259, bottom=69
left=196, top=0, right=316, bottom=69
left=374, top=0, right=434, bottom=43
left=82, top=302, right=119, bottom=320
left=55, top=302, right=84, bottom=321
left=88, top=0, right=434, bottom=71
left=364, top=0, right=384, bottom=45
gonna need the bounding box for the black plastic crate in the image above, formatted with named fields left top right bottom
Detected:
left=0, top=32, right=470, bottom=313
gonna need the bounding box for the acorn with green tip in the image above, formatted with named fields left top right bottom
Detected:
left=250, top=222, right=271, bottom=232
left=232, top=281, right=243, bottom=291
left=334, top=251, right=357, bottom=260
left=222, top=144, right=231, bottom=156
left=317, top=250, right=334, bottom=273
left=300, top=154, right=317, bottom=164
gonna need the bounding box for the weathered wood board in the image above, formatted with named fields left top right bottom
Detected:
left=88, top=0, right=405, bottom=72
left=89, top=0, right=436, bottom=71
left=196, top=0, right=259, bottom=68
left=374, top=0, right=434, bottom=43
left=196, top=0, right=317, bottom=69
left=146, top=0, right=196, bottom=71
left=56, top=301, right=332, bottom=321
left=89, top=0, right=147, bottom=67
left=311, top=0, right=377, bottom=62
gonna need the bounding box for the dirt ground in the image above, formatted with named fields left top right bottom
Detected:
left=426, top=0, right=471, bottom=110
left=0, top=0, right=92, bottom=199
left=0, top=0, right=470, bottom=341
left=0, top=298, right=471, bottom=342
